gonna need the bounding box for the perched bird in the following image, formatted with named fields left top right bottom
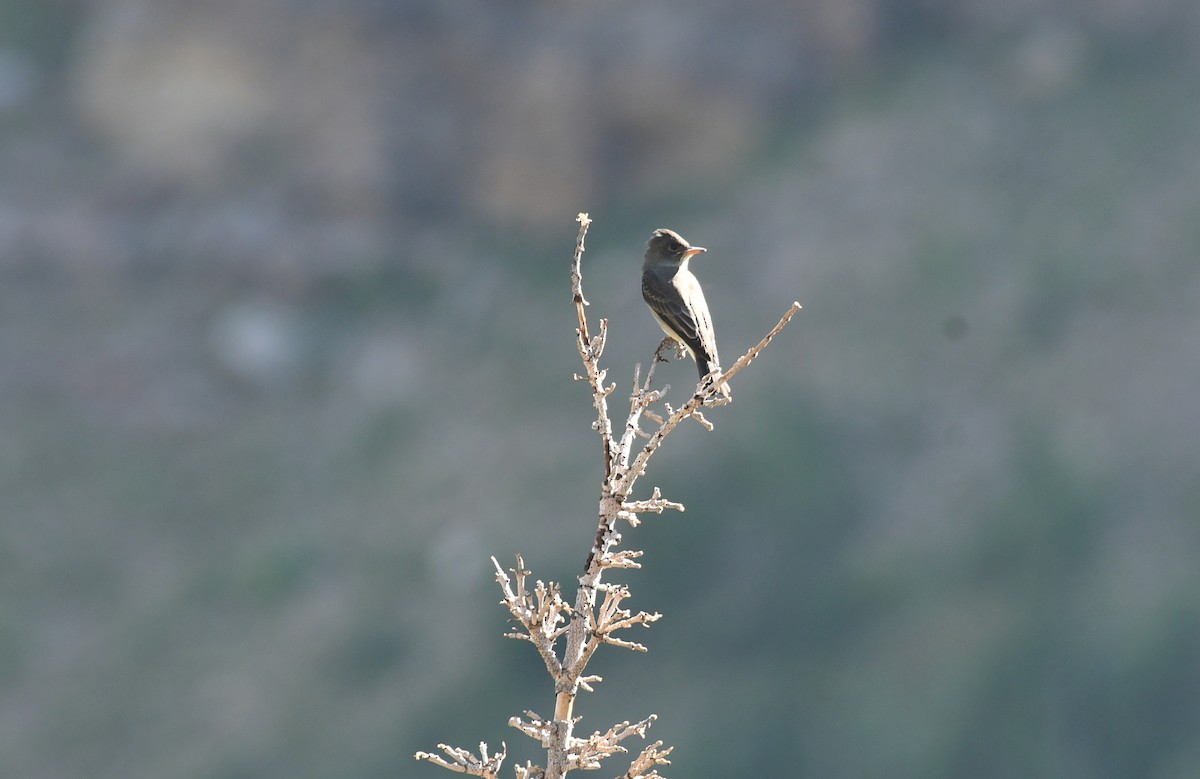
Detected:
left=641, top=228, right=731, bottom=397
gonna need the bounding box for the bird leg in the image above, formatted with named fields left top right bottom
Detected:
left=653, top=337, right=683, bottom=364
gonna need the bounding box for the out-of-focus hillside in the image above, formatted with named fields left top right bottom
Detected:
left=2, top=1, right=1199, bottom=777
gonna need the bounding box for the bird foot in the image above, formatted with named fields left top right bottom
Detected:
left=654, top=337, right=681, bottom=364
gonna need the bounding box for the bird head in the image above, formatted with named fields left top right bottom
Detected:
left=646, top=228, right=706, bottom=265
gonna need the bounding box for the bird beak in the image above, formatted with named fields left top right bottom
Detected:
left=683, top=246, right=707, bottom=259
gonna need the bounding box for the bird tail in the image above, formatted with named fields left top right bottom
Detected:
left=698, top=358, right=732, bottom=398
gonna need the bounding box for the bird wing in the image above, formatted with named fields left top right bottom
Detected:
left=642, top=267, right=720, bottom=370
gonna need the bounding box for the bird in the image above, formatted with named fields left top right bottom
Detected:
left=641, top=228, right=731, bottom=397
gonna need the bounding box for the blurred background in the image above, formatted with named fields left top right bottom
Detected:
left=3, top=0, right=1199, bottom=777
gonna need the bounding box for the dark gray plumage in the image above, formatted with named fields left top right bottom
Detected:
left=641, top=228, right=730, bottom=396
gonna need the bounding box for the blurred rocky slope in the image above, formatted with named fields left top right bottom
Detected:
left=2, top=1, right=1200, bottom=778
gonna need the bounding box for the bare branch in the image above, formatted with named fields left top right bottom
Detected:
left=597, top=549, right=645, bottom=570
left=621, top=299, right=800, bottom=497
left=571, top=213, right=592, bottom=325
left=689, top=407, right=715, bottom=431
left=420, top=217, right=800, bottom=779
left=414, top=742, right=507, bottom=778
left=577, top=674, right=603, bottom=692
left=622, top=487, right=684, bottom=516
left=621, top=741, right=674, bottom=779
left=514, top=763, right=544, bottom=779
left=594, top=585, right=661, bottom=651
left=570, top=716, right=659, bottom=772
left=510, top=711, right=557, bottom=747
left=492, top=556, right=566, bottom=679
left=719, top=300, right=802, bottom=385
left=601, top=635, right=650, bottom=652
